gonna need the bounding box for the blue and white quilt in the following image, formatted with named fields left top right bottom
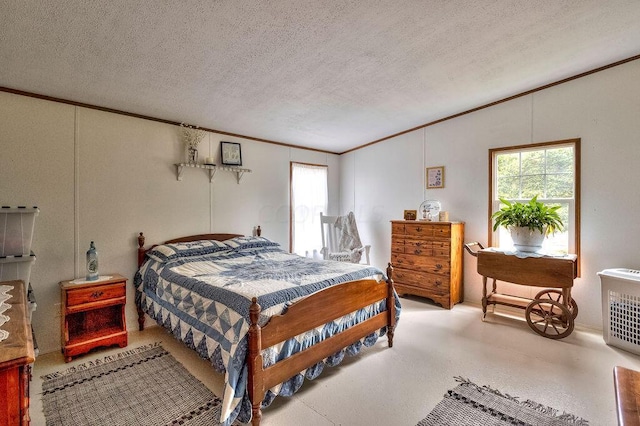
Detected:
left=134, top=236, right=401, bottom=425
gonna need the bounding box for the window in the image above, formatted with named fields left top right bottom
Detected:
left=290, top=162, right=328, bottom=256
left=489, top=139, right=580, bottom=262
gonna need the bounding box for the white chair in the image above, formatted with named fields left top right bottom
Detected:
left=320, top=212, right=371, bottom=264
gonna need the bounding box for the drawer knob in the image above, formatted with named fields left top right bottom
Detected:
left=415, top=242, right=422, bottom=247
left=416, top=227, right=422, bottom=232
left=91, top=291, right=104, bottom=299
left=435, top=280, right=442, bottom=287
left=414, top=249, right=422, bottom=255
left=435, top=264, right=443, bottom=270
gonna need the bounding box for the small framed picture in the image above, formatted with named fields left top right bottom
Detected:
left=221, top=142, right=242, bottom=166
left=404, top=209, right=417, bottom=221
left=426, top=166, right=444, bottom=189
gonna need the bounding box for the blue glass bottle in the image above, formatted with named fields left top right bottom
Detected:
left=86, top=241, right=99, bottom=281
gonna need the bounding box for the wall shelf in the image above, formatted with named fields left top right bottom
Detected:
left=175, top=163, right=252, bottom=183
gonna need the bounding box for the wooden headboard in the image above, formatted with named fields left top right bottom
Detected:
left=137, top=232, right=243, bottom=267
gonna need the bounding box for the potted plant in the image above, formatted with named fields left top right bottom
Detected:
left=491, top=195, right=563, bottom=252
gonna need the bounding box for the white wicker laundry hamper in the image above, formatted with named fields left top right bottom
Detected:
left=599, top=268, right=640, bottom=355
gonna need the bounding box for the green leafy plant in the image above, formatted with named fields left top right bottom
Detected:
left=491, top=195, right=563, bottom=236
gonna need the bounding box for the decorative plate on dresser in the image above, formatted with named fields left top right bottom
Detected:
left=390, top=220, right=464, bottom=309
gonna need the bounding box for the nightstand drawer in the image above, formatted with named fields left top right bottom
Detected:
left=66, top=282, right=125, bottom=307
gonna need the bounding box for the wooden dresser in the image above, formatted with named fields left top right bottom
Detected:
left=0, top=280, right=35, bottom=426
left=390, top=220, right=464, bottom=309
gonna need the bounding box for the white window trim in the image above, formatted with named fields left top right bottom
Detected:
left=488, top=138, right=581, bottom=274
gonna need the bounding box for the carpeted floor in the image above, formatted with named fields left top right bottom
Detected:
left=417, top=377, right=589, bottom=425
left=41, top=343, right=230, bottom=426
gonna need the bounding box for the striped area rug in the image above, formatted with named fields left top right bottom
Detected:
left=417, top=377, right=589, bottom=426
left=41, top=343, right=235, bottom=426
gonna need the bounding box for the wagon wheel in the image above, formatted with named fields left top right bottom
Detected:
left=534, top=289, right=579, bottom=320
left=525, top=299, right=574, bottom=339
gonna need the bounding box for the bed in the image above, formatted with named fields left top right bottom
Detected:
left=134, top=232, right=399, bottom=426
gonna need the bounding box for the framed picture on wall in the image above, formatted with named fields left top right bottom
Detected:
left=221, top=142, right=242, bottom=166
left=426, top=166, right=444, bottom=189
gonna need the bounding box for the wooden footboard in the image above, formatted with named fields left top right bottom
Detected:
left=135, top=232, right=396, bottom=425
left=247, top=264, right=395, bottom=425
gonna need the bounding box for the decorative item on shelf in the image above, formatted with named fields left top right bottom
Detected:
left=221, top=141, right=242, bottom=166
left=439, top=211, right=449, bottom=221
left=256, top=225, right=262, bottom=236
left=426, top=166, right=445, bottom=189
left=419, top=200, right=441, bottom=221
left=204, top=157, right=215, bottom=166
left=180, top=123, right=206, bottom=165
left=86, top=241, right=99, bottom=281
left=403, top=209, right=417, bottom=220
left=491, top=195, right=563, bottom=252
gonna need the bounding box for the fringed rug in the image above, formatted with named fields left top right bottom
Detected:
left=41, top=343, right=234, bottom=426
left=417, top=377, right=589, bottom=426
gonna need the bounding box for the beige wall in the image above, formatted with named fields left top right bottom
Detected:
left=342, top=59, right=640, bottom=330
left=0, top=92, right=340, bottom=354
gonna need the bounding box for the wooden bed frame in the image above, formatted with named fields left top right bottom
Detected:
left=136, top=232, right=396, bottom=425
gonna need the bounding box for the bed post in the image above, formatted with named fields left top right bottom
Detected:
left=386, top=263, right=396, bottom=348
left=248, top=297, right=264, bottom=426
left=137, top=232, right=146, bottom=267
left=137, top=232, right=146, bottom=331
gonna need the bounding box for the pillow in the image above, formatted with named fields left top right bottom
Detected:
left=146, top=239, right=229, bottom=263
left=223, top=236, right=281, bottom=251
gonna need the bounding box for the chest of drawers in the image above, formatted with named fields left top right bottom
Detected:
left=0, top=280, right=34, bottom=426
left=390, top=220, right=464, bottom=309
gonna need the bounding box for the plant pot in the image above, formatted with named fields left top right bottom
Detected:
left=510, top=226, right=546, bottom=252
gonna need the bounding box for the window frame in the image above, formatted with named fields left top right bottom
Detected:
left=488, top=138, right=581, bottom=274
left=289, top=161, right=329, bottom=254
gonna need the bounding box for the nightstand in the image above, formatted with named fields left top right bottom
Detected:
left=60, top=274, right=128, bottom=362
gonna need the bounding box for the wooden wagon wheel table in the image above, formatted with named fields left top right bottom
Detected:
left=465, top=243, right=578, bottom=339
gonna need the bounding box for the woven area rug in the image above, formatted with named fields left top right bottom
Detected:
left=417, top=377, right=589, bottom=426
left=41, top=343, right=235, bottom=426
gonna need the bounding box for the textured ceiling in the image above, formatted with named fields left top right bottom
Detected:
left=2, top=1, right=640, bottom=153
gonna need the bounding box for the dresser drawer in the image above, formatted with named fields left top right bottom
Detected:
left=432, top=225, right=451, bottom=238
left=404, top=223, right=452, bottom=238
left=393, top=268, right=450, bottom=291
left=391, top=222, right=405, bottom=235
left=391, top=253, right=450, bottom=275
left=401, top=238, right=450, bottom=256
left=405, top=239, right=432, bottom=256
left=431, top=240, right=450, bottom=257
left=66, top=282, right=126, bottom=307
left=391, top=241, right=405, bottom=254
left=404, top=223, right=434, bottom=237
